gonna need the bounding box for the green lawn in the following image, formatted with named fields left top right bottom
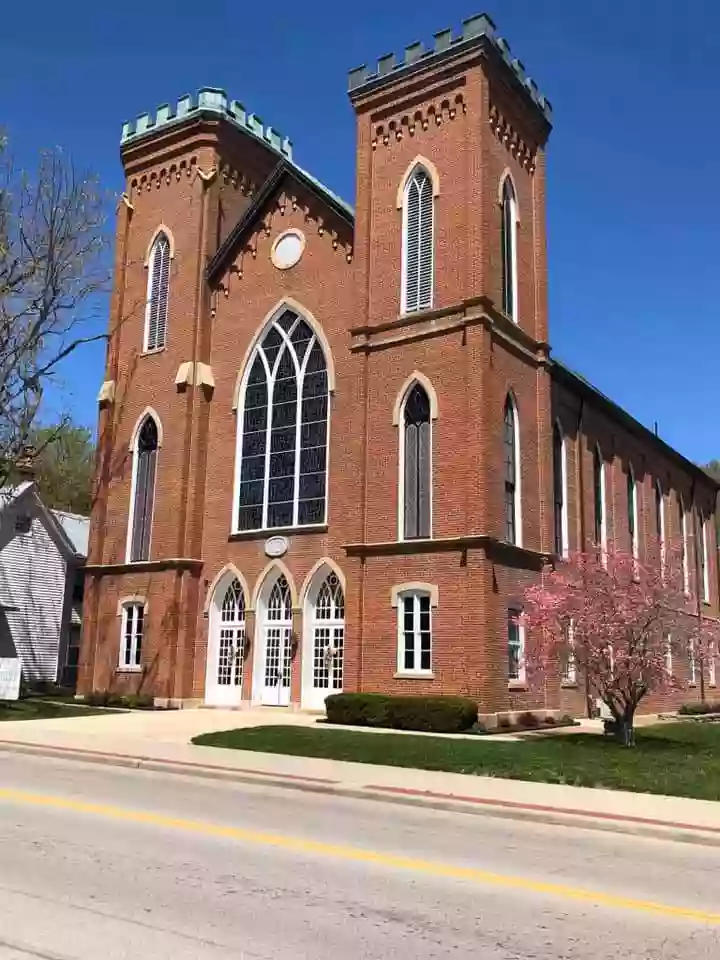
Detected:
left=192, top=722, right=720, bottom=802
left=0, top=699, right=113, bottom=721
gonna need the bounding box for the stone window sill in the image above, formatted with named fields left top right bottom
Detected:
left=141, top=346, right=166, bottom=358
left=508, top=680, right=528, bottom=691
left=393, top=671, right=435, bottom=680
left=116, top=666, right=142, bottom=674
left=560, top=681, right=578, bottom=689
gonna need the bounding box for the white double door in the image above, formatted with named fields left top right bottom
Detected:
left=260, top=623, right=292, bottom=706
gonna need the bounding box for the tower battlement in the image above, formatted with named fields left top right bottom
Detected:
left=120, top=87, right=294, bottom=160
left=347, top=12, right=552, bottom=123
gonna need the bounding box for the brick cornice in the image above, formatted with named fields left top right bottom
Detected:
left=344, top=535, right=551, bottom=569
left=350, top=295, right=550, bottom=363
left=84, top=558, right=203, bottom=576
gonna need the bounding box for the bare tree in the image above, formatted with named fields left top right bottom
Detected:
left=0, top=134, right=110, bottom=487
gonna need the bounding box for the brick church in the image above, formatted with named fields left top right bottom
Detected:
left=80, top=13, right=719, bottom=718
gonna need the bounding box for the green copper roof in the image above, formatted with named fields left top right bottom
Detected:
left=121, top=87, right=354, bottom=217
left=348, top=12, right=552, bottom=124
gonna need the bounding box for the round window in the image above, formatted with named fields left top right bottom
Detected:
left=271, top=229, right=305, bottom=270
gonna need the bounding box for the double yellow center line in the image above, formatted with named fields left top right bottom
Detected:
left=1, top=787, right=718, bottom=925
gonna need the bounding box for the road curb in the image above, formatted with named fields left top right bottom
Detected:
left=2, top=739, right=719, bottom=848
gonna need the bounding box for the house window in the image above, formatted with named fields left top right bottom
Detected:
left=665, top=635, right=673, bottom=677
left=500, top=177, right=519, bottom=322
left=398, top=592, right=432, bottom=674
left=508, top=608, right=525, bottom=682
left=402, top=167, right=434, bottom=313
left=401, top=383, right=431, bottom=539
left=679, top=497, right=689, bottom=594
left=504, top=395, right=521, bottom=546
left=552, top=423, right=568, bottom=556
left=129, top=416, right=158, bottom=562
left=701, top=516, right=710, bottom=602
left=145, top=232, right=170, bottom=351
left=627, top=466, right=638, bottom=559
left=120, top=603, right=144, bottom=670
left=593, top=445, right=606, bottom=553
left=710, top=642, right=717, bottom=687
left=235, top=308, right=329, bottom=532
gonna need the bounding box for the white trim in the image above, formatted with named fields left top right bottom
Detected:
left=665, top=634, right=673, bottom=677
left=301, top=563, right=345, bottom=709
left=232, top=305, right=331, bottom=535
left=392, top=371, right=439, bottom=425
left=390, top=582, right=439, bottom=608
left=251, top=560, right=298, bottom=611
left=562, top=619, right=577, bottom=684
left=299, top=558, right=347, bottom=608
left=127, top=406, right=164, bottom=451
left=143, top=232, right=171, bottom=352
left=400, top=164, right=434, bottom=315
left=119, top=601, right=145, bottom=670
left=396, top=382, right=434, bottom=542
left=143, top=223, right=176, bottom=264
left=689, top=637, right=697, bottom=685
left=395, top=155, right=441, bottom=208
left=270, top=228, right=306, bottom=270
left=709, top=642, right=717, bottom=687
left=205, top=570, right=246, bottom=707
left=252, top=570, right=293, bottom=706
left=203, top=564, right=251, bottom=614
left=395, top=588, right=434, bottom=676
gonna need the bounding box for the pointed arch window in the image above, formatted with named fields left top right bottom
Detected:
left=129, top=416, right=158, bottom=562
left=627, top=465, right=638, bottom=559
left=552, top=422, right=568, bottom=556
left=504, top=395, right=521, bottom=546
left=312, top=572, right=345, bottom=692
left=593, top=445, right=606, bottom=554
left=145, top=232, right=170, bottom=351
left=401, top=383, right=431, bottom=540
left=235, top=309, right=329, bottom=532
left=679, top=496, right=689, bottom=594
left=217, top=579, right=246, bottom=688
left=655, top=480, right=665, bottom=572
left=402, top=167, right=434, bottom=314
left=500, top=178, right=518, bottom=322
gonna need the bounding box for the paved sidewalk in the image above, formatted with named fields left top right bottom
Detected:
left=1, top=708, right=718, bottom=845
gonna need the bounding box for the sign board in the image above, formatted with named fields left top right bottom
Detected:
left=0, top=658, right=21, bottom=701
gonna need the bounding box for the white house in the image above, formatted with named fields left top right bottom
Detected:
left=0, top=482, right=89, bottom=687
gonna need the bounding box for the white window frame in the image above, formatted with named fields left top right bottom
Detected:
left=709, top=642, right=717, bottom=687
left=125, top=414, right=160, bottom=564
left=504, top=395, right=523, bottom=548
left=144, top=232, right=170, bottom=352
left=401, top=166, right=434, bottom=315
left=655, top=480, right=666, bottom=576
left=702, top=517, right=710, bottom=603
left=394, top=589, right=434, bottom=676
left=627, top=465, right=638, bottom=561
left=507, top=608, right=526, bottom=684
left=397, top=382, right=433, bottom=542
left=680, top=498, right=690, bottom=596
left=689, top=637, right=697, bottom=685
left=232, top=310, right=330, bottom=534
left=119, top=602, right=145, bottom=671
left=553, top=421, right=569, bottom=558
left=562, top=618, right=576, bottom=684
left=593, top=445, right=607, bottom=562
left=500, top=176, right=519, bottom=323
left=664, top=634, right=673, bottom=677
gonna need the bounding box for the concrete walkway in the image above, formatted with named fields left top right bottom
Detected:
left=0, top=707, right=718, bottom=844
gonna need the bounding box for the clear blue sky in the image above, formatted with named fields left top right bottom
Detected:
left=1, top=0, right=717, bottom=463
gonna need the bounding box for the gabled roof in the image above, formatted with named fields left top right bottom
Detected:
left=0, top=483, right=89, bottom=559
left=551, top=360, right=719, bottom=490
left=206, top=160, right=354, bottom=286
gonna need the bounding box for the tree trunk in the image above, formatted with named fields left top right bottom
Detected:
left=613, top=718, right=635, bottom=747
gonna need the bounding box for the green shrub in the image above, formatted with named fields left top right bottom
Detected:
left=678, top=701, right=720, bottom=716
left=518, top=711, right=540, bottom=728
left=325, top=693, right=477, bottom=733
left=122, top=693, right=155, bottom=710
left=544, top=716, right=557, bottom=726
left=498, top=716, right=511, bottom=729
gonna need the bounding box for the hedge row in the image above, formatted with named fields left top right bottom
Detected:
left=678, top=701, right=720, bottom=716
left=82, top=691, right=155, bottom=710
left=325, top=693, right=477, bottom=733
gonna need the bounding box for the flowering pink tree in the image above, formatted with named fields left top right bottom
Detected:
left=523, top=548, right=719, bottom=746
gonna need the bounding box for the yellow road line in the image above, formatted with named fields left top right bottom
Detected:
left=1, top=786, right=718, bottom=925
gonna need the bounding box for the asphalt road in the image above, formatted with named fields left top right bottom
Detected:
left=0, top=752, right=718, bottom=959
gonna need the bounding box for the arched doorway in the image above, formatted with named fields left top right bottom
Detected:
left=302, top=567, right=345, bottom=710
left=253, top=573, right=293, bottom=706
left=206, top=576, right=246, bottom=707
